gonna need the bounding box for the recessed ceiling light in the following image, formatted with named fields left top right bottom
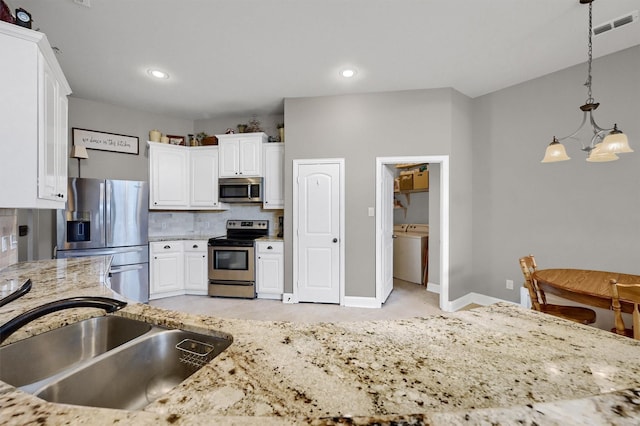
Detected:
left=340, top=68, right=356, bottom=78
left=148, top=69, right=169, bottom=79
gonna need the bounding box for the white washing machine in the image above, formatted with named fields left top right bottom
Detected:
left=393, top=224, right=429, bottom=284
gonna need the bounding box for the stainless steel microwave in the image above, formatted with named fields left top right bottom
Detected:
left=219, top=177, right=263, bottom=203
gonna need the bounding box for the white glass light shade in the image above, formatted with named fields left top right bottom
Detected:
left=600, top=127, right=633, bottom=154
left=586, top=143, right=618, bottom=162
left=541, top=139, right=570, bottom=163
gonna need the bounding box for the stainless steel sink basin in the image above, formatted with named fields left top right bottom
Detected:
left=0, top=316, right=152, bottom=387
left=1, top=315, right=233, bottom=410
left=32, top=329, right=231, bottom=410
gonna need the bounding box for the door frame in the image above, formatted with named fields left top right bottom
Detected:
left=375, top=155, right=450, bottom=311
left=292, top=158, right=345, bottom=305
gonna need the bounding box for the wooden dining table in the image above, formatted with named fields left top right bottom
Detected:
left=533, top=269, right=640, bottom=314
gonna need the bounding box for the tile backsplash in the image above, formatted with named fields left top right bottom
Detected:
left=0, top=209, right=18, bottom=270
left=149, top=205, right=283, bottom=238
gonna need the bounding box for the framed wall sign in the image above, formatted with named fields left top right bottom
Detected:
left=72, top=128, right=139, bottom=155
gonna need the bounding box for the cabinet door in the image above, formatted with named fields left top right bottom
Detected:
left=184, top=240, right=207, bottom=294
left=149, top=144, right=189, bottom=209
left=38, top=55, right=64, bottom=202
left=218, top=139, right=240, bottom=177
left=190, top=148, right=220, bottom=208
left=257, top=255, right=283, bottom=295
left=256, top=242, right=283, bottom=297
left=55, top=93, right=68, bottom=199
left=263, top=143, right=284, bottom=209
left=150, top=242, right=184, bottom=298
left=238, top=137, right=262, bottom=176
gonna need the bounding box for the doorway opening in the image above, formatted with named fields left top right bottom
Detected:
left=375, top=155, right=450, bottom=311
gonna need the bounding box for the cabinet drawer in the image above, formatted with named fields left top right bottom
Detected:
left=150, top=241, right=184, bottom=254
left=256, top=241, right=283, bottom=254
left=183, top=240, right=207, bottom=252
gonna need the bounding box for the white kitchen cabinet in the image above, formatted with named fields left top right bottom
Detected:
left=256, top=241, right=284, bottom=299
left=149, top=241, right=185, bottom=299
left=0, top=22, right=71, bottom=209
left=149, top=143, right=189, bottom=209
left=149, top=142, right=226, bottom=210
left=216, top=133, right=267, bottom=177
left=263, top=143, right=284, bottom=209
left=184, top=240, right=208, bottom=295
left=190, top=146, right=222, bottom=208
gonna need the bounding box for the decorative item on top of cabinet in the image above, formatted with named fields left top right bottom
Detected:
left=256, top=241, right=284, bottom=299
left=263, top=143, right=284, bottom=209
left=216, top=132, right=267, bottom=178
left=276, top=123, right=285, bottom=143
left=0, top=21, right=71, bottom=209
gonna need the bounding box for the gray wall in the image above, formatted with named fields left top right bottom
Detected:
left=194, top=114, right=284, bottom=141
left=472, top=45, right=640, bottom=302
left=284, top=88, right=466, bottom=298
left=68, top=97, right=193, bottom=181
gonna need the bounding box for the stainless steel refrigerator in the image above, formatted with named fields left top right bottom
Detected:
left=55, top=178, right=149, bottom=303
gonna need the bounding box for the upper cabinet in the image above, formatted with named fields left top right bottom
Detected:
left=148, top=142, right=227, bottom=210
left=216, top=132, right=267, bottom=178
left=263, top=143, right=284, bottom=209
left=0, top=22, right=72, bottom=209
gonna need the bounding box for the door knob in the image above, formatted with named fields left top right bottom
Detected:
left=333, top=238, right=338, bottom=243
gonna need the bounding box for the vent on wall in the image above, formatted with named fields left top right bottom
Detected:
left=593, top=10, right=638, bottom=36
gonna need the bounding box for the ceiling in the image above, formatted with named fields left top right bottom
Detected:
left=13, top=0, right=640, bottom=121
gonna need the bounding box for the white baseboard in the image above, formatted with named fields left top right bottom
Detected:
left=426, top=282, right=440, bottom=294
left=446, top=292, right=517, bottom=312
left=343, top=296, right=381, bottom=309
left=282, top=293, right=297, bottom=304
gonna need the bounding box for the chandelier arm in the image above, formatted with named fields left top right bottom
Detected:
left=588, top=113, right=613, bottom=134
left=557, top=111, right=589, bottom=149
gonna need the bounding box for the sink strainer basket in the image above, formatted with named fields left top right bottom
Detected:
left=176, top=338, right=216, bottom=368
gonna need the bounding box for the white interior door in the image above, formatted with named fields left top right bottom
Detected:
left=381, top=164, right=394, bottom=302
left=294, top=161, right=342, bottom=304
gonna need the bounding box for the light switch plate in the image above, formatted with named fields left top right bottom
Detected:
left=368, top=207, right=375, bottom=217
left=1, top=236, right=7, bottom=252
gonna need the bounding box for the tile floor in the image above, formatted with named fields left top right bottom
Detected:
left=150, top=279, right=444, bottom=323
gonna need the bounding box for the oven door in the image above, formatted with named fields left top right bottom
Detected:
left=208, top=245, right=255, bottom=282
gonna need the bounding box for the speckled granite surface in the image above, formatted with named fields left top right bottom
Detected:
left=2, top=258, right=640, bottom=425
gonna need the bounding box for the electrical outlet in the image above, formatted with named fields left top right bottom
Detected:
left=506, top=279, right=514, bottom=290
left=204, top=222, right=210, bottom=228
left=368, top=207, right=375, bottom=217
left=161, top=223, right=167, bottom=230
left=1, top=236, right=7, bottom=252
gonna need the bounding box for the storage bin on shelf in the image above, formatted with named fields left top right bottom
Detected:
left=413, top=170, right=428, bottom=190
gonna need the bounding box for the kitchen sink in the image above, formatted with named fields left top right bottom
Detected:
left=0, top=316, right=232, bottom=410
left=0, top=316, right=152, bottom=387
left=32, top=329, right=231, bottom=410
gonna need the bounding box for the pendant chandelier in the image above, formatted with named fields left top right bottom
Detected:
left=542, top=0, right=633, bottom=163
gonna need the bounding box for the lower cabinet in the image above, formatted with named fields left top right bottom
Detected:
left=184, top=240, right=208, bottom=295
left=149, top=240, right=208, bottom=300
left=256, top=241, right=284, bottom=299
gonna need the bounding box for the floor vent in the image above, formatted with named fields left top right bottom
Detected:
left=593, top=10, right=638, bottom=36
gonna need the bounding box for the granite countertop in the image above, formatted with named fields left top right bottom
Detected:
left=1, top=258, right=640, bottom=425
left=149, top=236, right=283, bottom=243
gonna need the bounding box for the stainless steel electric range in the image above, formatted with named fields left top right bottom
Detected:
left=207, top=220, right=268, bottom=299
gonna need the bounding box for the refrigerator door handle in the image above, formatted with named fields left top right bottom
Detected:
left=109, top=264, right=145, bottom=275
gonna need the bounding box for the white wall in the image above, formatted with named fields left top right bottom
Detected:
left=472, top=45, right=640, bottom=301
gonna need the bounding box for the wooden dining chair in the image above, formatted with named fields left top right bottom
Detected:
left=610, top=279, right=640, bottom=339
left=518, top=255, right=596, bottom=325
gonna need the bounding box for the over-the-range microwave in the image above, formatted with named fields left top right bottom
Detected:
left=219, top=177, right=263, bottom=203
